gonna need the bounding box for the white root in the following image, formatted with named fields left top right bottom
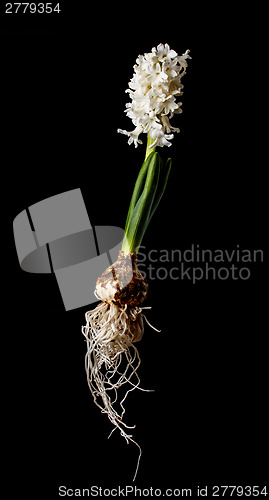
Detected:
left=81, top=300, right=156, bottom=481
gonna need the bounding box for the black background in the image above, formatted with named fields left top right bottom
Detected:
left=2, top=2, right=268, bottom=497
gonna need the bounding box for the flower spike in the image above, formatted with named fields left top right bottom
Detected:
left=118, top=44, right=191, bottom=148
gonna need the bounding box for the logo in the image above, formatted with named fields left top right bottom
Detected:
left=13, top=188, right=124, bottom=310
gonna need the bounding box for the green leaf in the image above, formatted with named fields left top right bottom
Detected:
left=147, top=157, right=172, bottom=224
left=124, top=151, right=156, bottom=237
left=122, top=152, right=160, bottom=254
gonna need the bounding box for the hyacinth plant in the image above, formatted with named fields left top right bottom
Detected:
left=82, top=43, right=190, bottom=480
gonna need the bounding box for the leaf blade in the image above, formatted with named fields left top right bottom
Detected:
left=122, top=152, right=160, bottom=254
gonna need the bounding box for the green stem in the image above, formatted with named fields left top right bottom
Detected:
left=145, top=133, right=156, bottom=159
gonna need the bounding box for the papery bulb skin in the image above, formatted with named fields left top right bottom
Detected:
left=96, top=251, right=148, bottom=307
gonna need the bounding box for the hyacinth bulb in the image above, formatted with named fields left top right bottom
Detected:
left=96, top=251, right=148, bottom=307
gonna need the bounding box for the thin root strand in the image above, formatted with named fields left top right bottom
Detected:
left=82, top=300, right=155, bottom=481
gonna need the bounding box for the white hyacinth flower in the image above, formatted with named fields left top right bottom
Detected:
left=118, top=43, right=191, bottom=149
